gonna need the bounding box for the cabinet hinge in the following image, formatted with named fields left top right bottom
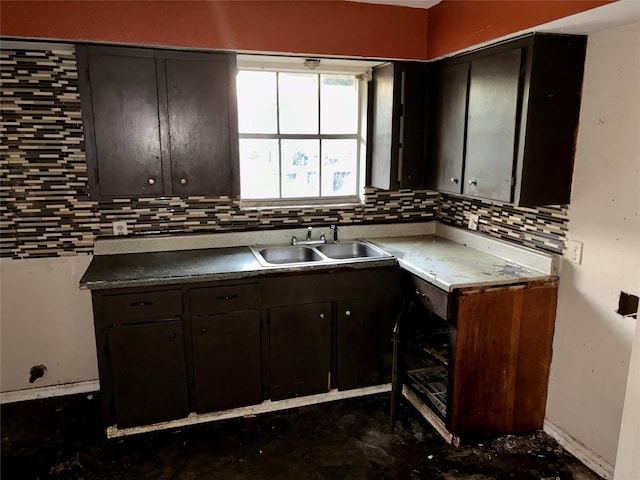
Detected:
left=94, top=168, right=99, bottom=185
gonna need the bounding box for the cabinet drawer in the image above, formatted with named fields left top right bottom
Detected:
left=408, top=275, right=450, bottom=321
left=103, top=290, right=182, bottom=325
left=190, top=284, right=262, bottom=315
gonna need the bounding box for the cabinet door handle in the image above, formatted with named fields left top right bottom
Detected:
left=450, top=177, right=459, bottom=184
left=180, top=178, right=187, bottom=185
left=345, top=310, right=351, bottom=316
left=148, top=178, right=155, bottom=185
left=468, top=179, right=477, bottom=186
left=200, top=327, right=208, bottom=334
left=319, top=313, right=326, bottom=319
left=169, top=332, right=177, bottom=339
left=415, top=289, right=427, bottom=298
left=130, top=301, right=153, bottom=307
left=216, top=294, right=239, bottom=301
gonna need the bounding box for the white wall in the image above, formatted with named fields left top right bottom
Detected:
left=546, top=21, right=640, bottom=476
left=0, top=256, right=98, bottom=393
left=615, top=320, right=640, bottom=480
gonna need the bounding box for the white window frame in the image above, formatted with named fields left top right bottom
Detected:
left=236, top=55, right=382, bottom=208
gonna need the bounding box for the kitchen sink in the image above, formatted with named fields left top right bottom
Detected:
left=255, top=246, right=324, bottom=265
left=250, top=240, right=392, bottom=268
left=316, top=241, right=388, bottom=260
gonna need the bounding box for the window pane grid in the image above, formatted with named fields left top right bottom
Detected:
left=238, top=70, right=359, bottom=201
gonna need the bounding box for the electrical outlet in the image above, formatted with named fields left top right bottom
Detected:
left=567, top=240, right=583, bottom=264
left=112, top=221, right=128, bottom=236
left=468, top=214, right=479, bottom=231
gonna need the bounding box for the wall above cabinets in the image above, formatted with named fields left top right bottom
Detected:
left=427, top=33, right=587, bottom=207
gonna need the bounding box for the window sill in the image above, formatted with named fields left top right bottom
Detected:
left=240, top=197, right=362, bottom=210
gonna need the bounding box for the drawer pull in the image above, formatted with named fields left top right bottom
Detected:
left=216, top=294, right=239, bottom=301
left=320, top=313, right=326, bottom=319
left=130, top=301, right=153, bottom=307
left=200, top=327, right=208, bottom=334
left=415, top=289, right=428, bottom=298
left=169, top=332, right=176, bottom=339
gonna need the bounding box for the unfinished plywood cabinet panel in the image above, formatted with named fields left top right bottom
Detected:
left=393, top=274, right=557, bottom=440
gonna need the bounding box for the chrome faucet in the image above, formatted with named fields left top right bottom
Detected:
left=291, top=226, right=326, bottom=246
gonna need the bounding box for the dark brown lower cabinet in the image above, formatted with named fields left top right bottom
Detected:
left=191, top=311, right=262, bottom=413
left=269, top=302, right=332, bottom=400
left=106, top=320, right=189, bottom=428
left=336, top=296, right=396, bottom=390
left=91, top=266, right=400, bottom=431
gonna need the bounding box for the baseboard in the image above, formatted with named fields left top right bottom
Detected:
left=0, top=380, right=100, bottom=404
left=107, top=384, right=392, bottom=438
left=544, top=419, right=614, bottom=480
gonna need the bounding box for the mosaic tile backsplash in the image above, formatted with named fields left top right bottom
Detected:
left=437, top=194, right=568, bottom=255
left=0, top=47, right=567, bottom=259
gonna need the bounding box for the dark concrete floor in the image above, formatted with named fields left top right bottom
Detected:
left=1, top=392, right=602, bottom=480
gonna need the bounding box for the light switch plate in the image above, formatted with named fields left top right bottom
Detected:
left=468, top=214, right=479, bottom=231
left=112, top=221, right=128, bottom=236
left=567, top=240, right=583, bottom=264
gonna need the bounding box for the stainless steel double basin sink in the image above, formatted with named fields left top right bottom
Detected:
left=249, top=240, right=392, bottom=268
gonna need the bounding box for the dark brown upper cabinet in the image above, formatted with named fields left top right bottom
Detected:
left=368, top=62, right=430, bottom=190
left=77, top=45, right=239, bottom=200
left=428, top=33, right=586, bottom=206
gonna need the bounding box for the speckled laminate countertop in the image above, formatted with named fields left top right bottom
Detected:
left=79, top=246, right=397, bottom=290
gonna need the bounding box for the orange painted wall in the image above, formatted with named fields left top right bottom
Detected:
left=0, top=0, right=429, bottom=60
left=0, top=0, right=618, bottom=60
left=427, top=0, right=615, bottom=59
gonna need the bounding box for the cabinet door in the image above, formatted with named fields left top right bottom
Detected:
left=429, top=62, right=469, bottom=193
left=368, top=63, right=428, bottom=190
left=78, top=47, right=164, bottom=198
left=269, top=302, right=331, bottom=400
left=162, top=53, right=236, bottom=196
left=336, top=297, right=396, bottom=390
left=369, top=63, right=400, bottom=190
left=191, top=311, right=262, bottom=413
left=106, top=320, right=188, bottom=428
left=464, top=49, right=522, bottom=202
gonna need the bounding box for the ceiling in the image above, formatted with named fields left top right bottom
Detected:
left=349, top=0, right=440, bottom=9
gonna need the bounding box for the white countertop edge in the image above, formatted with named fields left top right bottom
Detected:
left=94, top=222, right=437, bottom=255
left=435, top=224, right=560, bottom=276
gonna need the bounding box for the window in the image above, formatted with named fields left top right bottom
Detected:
left=236, top=57, right=376, bottom=204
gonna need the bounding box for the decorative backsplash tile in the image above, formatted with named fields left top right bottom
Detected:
left=438, top=193, right=568, bottom=255
left=0, top=46, right=567, bottom=260
left=0, top=48, right=437, bottom=259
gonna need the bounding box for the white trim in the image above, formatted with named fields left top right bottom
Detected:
left=544, top=419, right=615, bottom=480
left=107, top=384, right=391, bottom=438
left=0, top=380, right=100, bottom=404
left=92, top=221, right=437, bottom=255
left=237, top=53, right=383, bottom=75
